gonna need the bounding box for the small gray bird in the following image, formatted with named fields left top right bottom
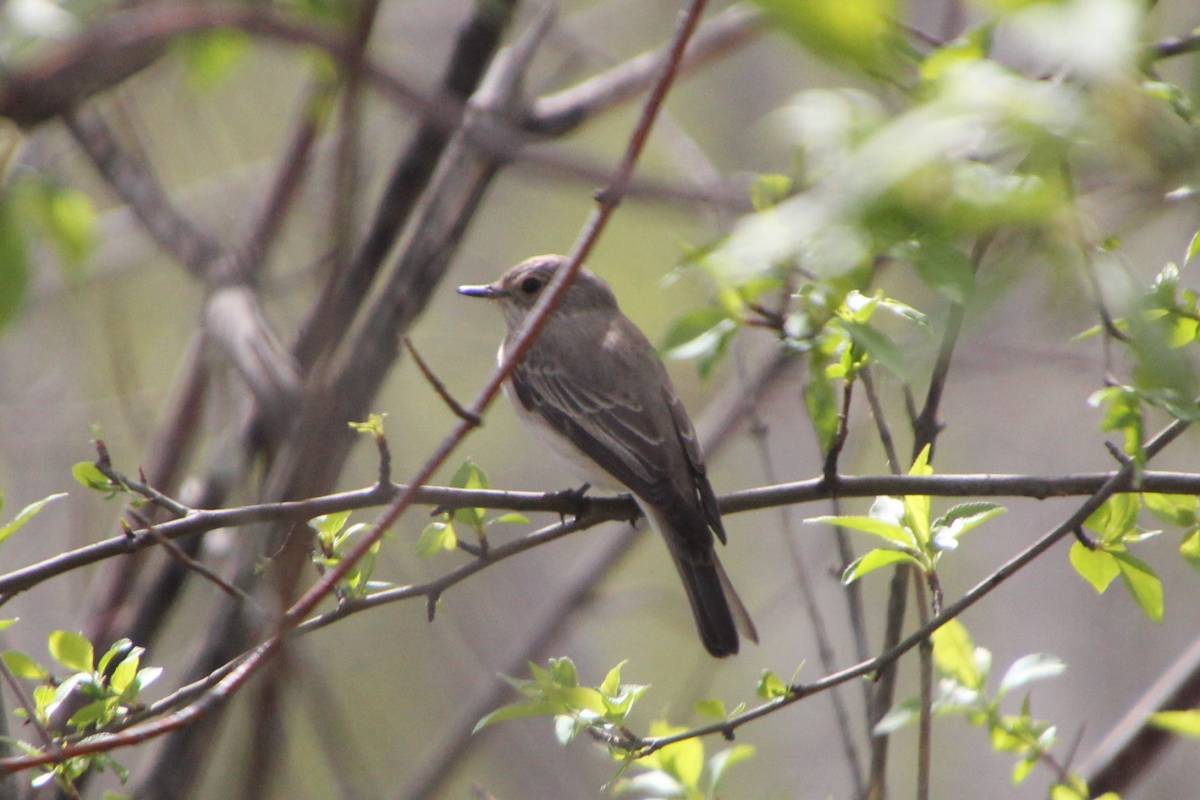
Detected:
left=458, top=255, right=757, bottom=657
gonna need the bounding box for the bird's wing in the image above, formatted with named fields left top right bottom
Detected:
left=664, top=386, right=726, bottom=545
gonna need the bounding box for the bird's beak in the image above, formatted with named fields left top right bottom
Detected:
left=458, top=283, right=504, bottom=299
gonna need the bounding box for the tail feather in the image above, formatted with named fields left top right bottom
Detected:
left=673, top=554, right=740, bottom=658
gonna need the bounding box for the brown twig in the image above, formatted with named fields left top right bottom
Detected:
left=403, top=337, right=482, bottom=426
left=5, top=469, right=1200, bottom=603
left=625, top=415, right=1191, bottom=761
left=0, top=0, right=713, bottom=777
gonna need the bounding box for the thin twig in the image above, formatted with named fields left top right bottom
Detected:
left=822, top=377, right=856, bottom=484
left=5, top=469, right=1200, bottom=602
left=403, top=337, right=481, bottom=425
left=0, top=0, right=714, bottom=776
left=859, top=367, right=899, bottom=475
left=738, top=349, right=864, bottom=797
left=622, top=416, right=1191, bottom=761
left=913, top=574, right=933, bottom=800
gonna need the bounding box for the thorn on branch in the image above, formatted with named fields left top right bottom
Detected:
left=426, top=590, right=440, bottom=623
left=403, top=336, right=482, bottom=426
left=548, top=483, right=592, bottom=525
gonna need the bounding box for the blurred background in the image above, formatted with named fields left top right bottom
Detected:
left=1, top=0, right=1199, bottom=797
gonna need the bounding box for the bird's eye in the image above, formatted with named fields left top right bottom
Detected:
left=520, top=276, right=543, bottom=294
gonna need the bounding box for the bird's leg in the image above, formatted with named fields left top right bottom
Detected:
left=549, top=482, right=591, bottom=524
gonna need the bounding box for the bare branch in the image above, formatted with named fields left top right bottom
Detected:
left=403, top=337, right=481, bottom=426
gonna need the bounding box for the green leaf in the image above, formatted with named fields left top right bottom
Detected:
left=1069, top=541, right=1120, bottom=593
left=1113, top=552, right=1164, bottom=622
left=43, top=186, right=96, bottom=269
left=905, top=445, right=933, bottom=546
left=645, top=721, right=704, bottom=790
left=998, top=654, right=1065, bottom=695
left=0, top=194, right=30, bottom=334
left=47, top=630, right=93, bottom=673
left=1149, top=710, right=1200, bottom=738
left=2, top=650, right=48, bottom=680
left=347, top=412, right=386, bottom=437
left=931, top=619, right=981, bottom=689
left=599, top=660, right=626, bottom=697
left=694, top=698, right=727, bottom=720
left=756, top=670, right=790, bottom=700
left=67, top=698, right=111, bottom=731
left=841, top=548, right=921, bottom=583
left=1181, top=528, right=1200, bottom=572
left=416, top=521, right=456, bottom=558
left=0, top=619, right=16, bottom=631
left=72, top=462, right=112, bottom=492
left=873, top=697, right=920, bottom=735
left=661, top=308, right=733, bottom=354
left=110, top=649, right=143, bottom=695
left=1085, top=493, right=1140, bottom=544
left=0, top=492, right=67, bottom=546
left=450, top=460, right=488, bottom=527
left=1142, top=493, right=1198, bottom=527
left=909, top=237, right=974, bottom=304
left=750, top=174, right=793, bottom=211
left=96, top=639, right=133, bottom=676
left=841, top=320, right=911, bottom=380
left=473, top=699, right=560, bottom=733
left=919, top=26, right=990, bottom=84
left=805, top=514, right=914, bottom=547
left=803, top=369, right=838, bottom=453
left=489, top=512, right=529, bottom=526
left=176, top=30, right=250, bottom=90
left=752, top=0, right=896, bottom=72
left=932, top=502, right=1007, bottom=542
left=309, top=511, right=351, bottom=547
left=1011, top=754, right=1038, bottom=785
left=706, top=744, right=755, bottom=798
left=1185, top=229, right=1200, bottom=267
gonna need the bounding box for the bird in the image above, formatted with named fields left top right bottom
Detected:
left=458, top=254, right=757, bottom=657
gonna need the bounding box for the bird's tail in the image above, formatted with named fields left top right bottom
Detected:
left=672, top=550, right=758, bottom=657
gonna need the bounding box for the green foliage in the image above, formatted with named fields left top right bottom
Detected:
left=416, top=459, right=528, bottom=560
left=0, top=491, right=66, bottom=548
left=0, top=191, right=30, bottom=335
left=809, top=448, right=1006, bottom=585
left=616, top=721, right=755, bottom=800
left=308, top=512, right=388, bottom=599
left=474, top=657, right=649, bottom=740
left=1065, top=494, right=1177, bottom=622
left=878, top=620, right=1073, bottom=789
left=347, top=412, right=387, bottom=438
left=752, top=0, right=898, bottom=73
left=174, top=31, right=250, bottom=90
left=3, top=633, right=161, bottom=792
left=474, top=658, right=754, bottom=798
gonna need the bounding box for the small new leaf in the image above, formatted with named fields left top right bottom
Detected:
left=998, top=654, right=1066, bottom=696
left=1113, top=552, right=1164, bottom=622
left=756, top=670, right=790, bottom=700
left=0, top=492, right=67, bottom=546
left=48, top=630, right=93, bottom=673
left=842, top=548, right=921, bottom=584
left=1069, top=541, right=1120, bottom=594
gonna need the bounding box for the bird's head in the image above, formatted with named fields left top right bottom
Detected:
left=458, top=254, right=618, bottom=328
